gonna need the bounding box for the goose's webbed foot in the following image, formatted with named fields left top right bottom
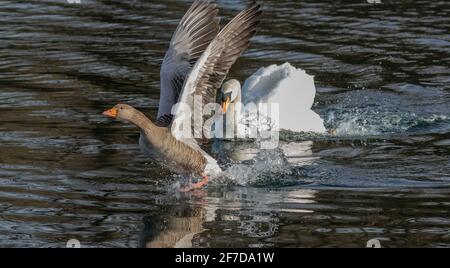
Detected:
left=180, top=175, right=209, bottom=193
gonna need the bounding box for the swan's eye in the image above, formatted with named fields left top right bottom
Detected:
left=222, top=92, right=232, bottom=102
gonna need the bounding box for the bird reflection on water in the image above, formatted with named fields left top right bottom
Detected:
left=141, top=187, right=318, bottom=248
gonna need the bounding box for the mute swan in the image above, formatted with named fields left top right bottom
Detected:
left=215, top=63, right=327, bottom=139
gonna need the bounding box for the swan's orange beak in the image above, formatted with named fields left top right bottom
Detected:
left=103, top=108, right=118, bottom=118
left=221, top=97, right=230, bottom=113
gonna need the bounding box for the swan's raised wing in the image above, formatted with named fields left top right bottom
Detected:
left=171, top=2, right=262, bottom=141
left=158, top=0, right=220, bottom=120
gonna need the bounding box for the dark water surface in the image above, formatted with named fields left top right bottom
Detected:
left=0, top=0, right=449, bottom=247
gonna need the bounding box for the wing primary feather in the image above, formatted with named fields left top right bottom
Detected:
left=172, top=2, right=263, bottom=140
left=158, top=0, right=220, bottom=120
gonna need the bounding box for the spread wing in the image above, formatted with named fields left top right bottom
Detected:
left=171, top=2, right=262, bottom=141
left=155, top=114, right=174, bottom=127
left=157, top=0, right=220, bottom=122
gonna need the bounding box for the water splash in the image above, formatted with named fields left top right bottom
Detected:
left=216, top=149, right=298, bottom=187
left=325, top=108, right=449, bottom=136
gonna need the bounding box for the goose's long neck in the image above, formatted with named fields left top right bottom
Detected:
left=129, top=109, right=159, bottom=136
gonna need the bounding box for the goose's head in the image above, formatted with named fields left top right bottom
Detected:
left=221, top=79, right=241, bottom=113
left=103, top=104, right=136, bottom=121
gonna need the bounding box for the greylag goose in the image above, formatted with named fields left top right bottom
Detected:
left=103, top=1, right=262, bottom=191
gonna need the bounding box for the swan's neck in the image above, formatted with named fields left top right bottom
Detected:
left=229, top=87, right=242, bottom=117
left=222, top=87, right=242, bottom=139
left=235, top=87, right=242, bottom=108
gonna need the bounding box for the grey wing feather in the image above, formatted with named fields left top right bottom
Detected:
left=199, top=2, right=262, bottom=106
left=172, top=2, right=262, bottom=140
left=155, top=114, right=174, bottom=127
left=158, top=0, right=220, bottom=119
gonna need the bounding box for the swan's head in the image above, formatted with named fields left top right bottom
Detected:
left=221, top=79, right=241, bottom=113
left=103, top=104, right=135, bottom=121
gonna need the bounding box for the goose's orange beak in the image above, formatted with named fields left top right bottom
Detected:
left=103, top=108, right=118, bottom=118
